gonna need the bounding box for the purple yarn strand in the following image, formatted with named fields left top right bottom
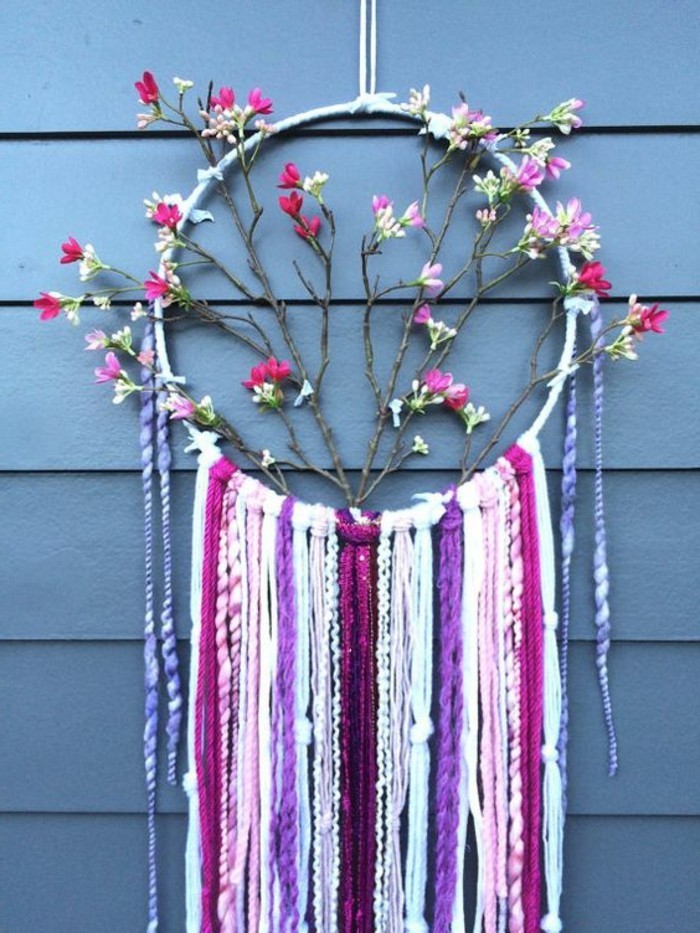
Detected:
left=434, top=496, right=464, bottom=932
left=140, top=321, right=160, bottom=933
left=156, top=398, right=183, bottom=785
left=590, top=303, right=619, bottom=776
left=558, top=349, right=577, bottom=804
left=274, top=497, right=300, bottom=930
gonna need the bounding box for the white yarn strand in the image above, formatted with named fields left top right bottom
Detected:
left=292, top=503, right=313, bottom=933
left=405, top=495, right=445, bottom=933
left=520, top=435, right=564, bottom=932
left=184, top=435, right=222, bottom=933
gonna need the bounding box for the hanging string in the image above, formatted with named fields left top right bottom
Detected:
left=358, top=0, right=378, bottom=95
left=589, top=303, right=619, bottom=776
left=139, top=322, right=160, bottom=933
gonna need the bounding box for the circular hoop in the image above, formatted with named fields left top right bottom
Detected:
left=155, top=92, right=592, bottom=447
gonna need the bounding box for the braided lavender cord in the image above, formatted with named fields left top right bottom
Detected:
left=155, top=389, right=183, bottom=785
left=140, top=321, right=160, bottom=933
left=589, top=304, right=619, bottom=776
left=558, top=354, right=577, bottom=802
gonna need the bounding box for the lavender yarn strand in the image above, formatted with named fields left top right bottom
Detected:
left=156, top=398, right=183, bottom=784
left=557, top=351, right=577, bottom=802
left=140, top=321, right=160, bottom=932
left=590, top=303, right=619, bottom=776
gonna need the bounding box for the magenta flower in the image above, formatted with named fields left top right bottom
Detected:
left=416, top=261, right=444, bottom=296
left=515, top=157, right=544, bottom=192
left=242, top=361, right=269, bottom=389
left=247, top=88, right=273, bottom=115
left=135, top=71, right=159, bottom=105
left=60, top=236, right=84, bottom=264
left=144, top=271, right=170, bottom=302
left=372, top=194, right=391, bottom=215
left=152, top=202, right=183, bottom=230
left=34, top=292, right=62, bottom=321
left=546, top=156, right=571, bottom=180
left=278, top=162, right=301, bottom=189
left=294, top=216, right=321, bottom=240
left=279, top=191, right=303, bottom=216
left=443, top=383, right=470, bottom=411
left=210, top=86, right=235, bottom=109
left=413, top=303, right=432, bottom=324
left=559, top=197, right=592, bottom=239
left=577, top=261, right=611, bottom=297
left=84, top=329, right=107, bottom=350
left=529, top=207, right=560, bottom=239
left=166, top=395, right=196, bottom=420
left=424, top=368, right=453, bottom=394
left=94, top=351, right=122, bottom=383
left=242, top=357, right=291, bottom=388
left=628, top=299, right=669, bottom=335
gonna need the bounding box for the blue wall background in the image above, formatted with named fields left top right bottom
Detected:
left=1, top=1, right=699, bottom=930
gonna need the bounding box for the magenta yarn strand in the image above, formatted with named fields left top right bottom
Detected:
left=507, top=445, right=544, bottom=933
left=433, top=496, right=464, bottom=933
left=139, top=322, right=160, bottom=933
left=337, top=511, right=380, bottom=933
left=273, top=496, right=301, bottom=932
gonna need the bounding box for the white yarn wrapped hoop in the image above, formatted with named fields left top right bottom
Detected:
left=155, top=92, right=590, bottom=462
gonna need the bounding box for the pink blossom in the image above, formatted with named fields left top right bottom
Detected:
left=242, top=357, right=291, bottom=388
left=628, top=300, right=669, bottom=335
left=529, top=207, right=560, bottom=239
left=559, top=197, right=592, bottom=239
left=34, top=292, right=62, bottom=321
left=167, top=396, right=196, bottom=420
left=137, top=349, right=155, bottom=366
left=242, top=361, right=269, bottom=389
left=279, top=191, right=303, bottom=216
left=94, top=351, right=122, bottom=383
left=294, top=216, right=321, bottom=240
left=424, top=368, right=453, bottom=394
left=247, top=88, right=273, bottom=115
left=372, top=194, right=391, bottom=215
left=278, top=162, right=301, bottom=189
left=60, top=236, right=84, bottom=264
left=402, top=200, right=425, bottom=228
left=135, top=71, right=159, bottom=105
left=443, top=383, right=470, bottom=411
left=577, top=261, right=611, bottom=297
left=413, top=303, right=432, bottom=324
left=210, top=86, right=235, bottom=109
left=84, top=330, right=107, bottom=350
left=546, top=156, right=571, bottom=180
left=152, top=202, right=183, bottom=230
left=417, top=261, right=444, bottom=296
left=144, top=271, right=170, bottom=302
left=515, top=157, right=544, bottom=192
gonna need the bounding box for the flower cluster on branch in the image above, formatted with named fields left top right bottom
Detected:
left=35, top=72, right=669, bottom=505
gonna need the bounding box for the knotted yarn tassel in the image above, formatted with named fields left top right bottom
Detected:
left=292, top=502, right=314, bottom=933
left=183, top=429, right=223, bottom=933
left=139, top=322, right=160, bottom=933
left=155, top=395, right=183, bottom=786
left=337, top=510, right=381, bottom=933
left=589, top=303, right=619, bottom=776
left=405, top=494, right=445, bottom=933
left=434, top=496, right=465, bottom=933
left=453, top=482, right=484, bottom=933
left=507, top=445, right=544, bottom=933
left=385, top=514, right=414, bottom=933
left=558, top=358, right=577, bottom=803
left=520, top=436, right=565, bottom=933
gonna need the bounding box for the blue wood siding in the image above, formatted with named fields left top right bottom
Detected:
left=1, top=1, right=698, bottom=930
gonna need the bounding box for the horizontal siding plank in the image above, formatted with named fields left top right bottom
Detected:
left=4, top=0, right=700, bottom=131
left=2, top=304, right=696, bottom=472
left=0, top=642, right=697, bottom=816
left=2, top=471, right=697, bottom=642
left=0, top=814, right=697, bottom=932
left=4, top=134, right=699, bottom=301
